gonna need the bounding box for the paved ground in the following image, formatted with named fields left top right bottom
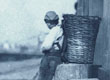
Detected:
left=0, top=53, right=42, bottom=80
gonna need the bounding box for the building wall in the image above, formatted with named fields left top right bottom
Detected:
left=93, top=0, right=110, bottom=70
left=95, top=0, right=110, bottom=79
left=77, top=0, right=110, bottom=79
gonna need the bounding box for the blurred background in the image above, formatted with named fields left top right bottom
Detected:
left=0, top=0, right=77, bottom=54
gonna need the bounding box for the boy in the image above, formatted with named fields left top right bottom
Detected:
left=34, top=11, right=64, bottom=80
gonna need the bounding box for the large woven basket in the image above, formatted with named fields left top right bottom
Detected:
left=62, top=14, right=101, bottom=64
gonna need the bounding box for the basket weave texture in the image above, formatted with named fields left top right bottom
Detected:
left=62, top=14, right=101, bottom=64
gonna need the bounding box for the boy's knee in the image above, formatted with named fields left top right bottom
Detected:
left=49, top=60, right=58, bottom=73
left=49, top=61, right=56, bottom=68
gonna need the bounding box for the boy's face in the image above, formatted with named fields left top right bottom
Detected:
left=46, top=23, right=56, bottom=29
left=44, top=19, right=58, bottom=29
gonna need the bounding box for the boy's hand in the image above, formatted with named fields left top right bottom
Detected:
left=41, top=47, right=49, bottom=54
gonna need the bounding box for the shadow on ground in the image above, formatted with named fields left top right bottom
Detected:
left=0, top=53, right=42, bottom=62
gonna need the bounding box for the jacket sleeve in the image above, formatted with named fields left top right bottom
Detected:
left=41, top=27, right=62, bottom=52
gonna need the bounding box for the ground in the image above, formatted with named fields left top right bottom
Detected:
left=0, top=53, right=42, bottom=80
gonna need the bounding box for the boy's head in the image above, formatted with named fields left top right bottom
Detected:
left=44, top=11, right=59, bottom=29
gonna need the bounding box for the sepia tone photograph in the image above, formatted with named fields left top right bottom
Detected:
left=0, top=0, right=109, bottom=80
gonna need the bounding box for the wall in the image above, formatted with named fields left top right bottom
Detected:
left=94, top=0, right=110, bottom=79
left=77, top=0, right=110, bottom=79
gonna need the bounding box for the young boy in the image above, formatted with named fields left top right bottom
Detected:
left=34, top=11, right=64, bottom=80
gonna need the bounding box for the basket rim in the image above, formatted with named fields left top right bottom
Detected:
left=62, top=14, right=101, bottom=20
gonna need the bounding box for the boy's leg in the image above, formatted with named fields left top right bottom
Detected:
left=37, top=56, right=49, bottom=80
left=46, top=56, right=61, bottom=80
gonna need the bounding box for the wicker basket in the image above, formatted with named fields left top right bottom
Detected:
left=62, top=14, right=101, bottom=64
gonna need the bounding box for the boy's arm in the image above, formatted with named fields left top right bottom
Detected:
left=41, top=27, right=62, bottom=52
